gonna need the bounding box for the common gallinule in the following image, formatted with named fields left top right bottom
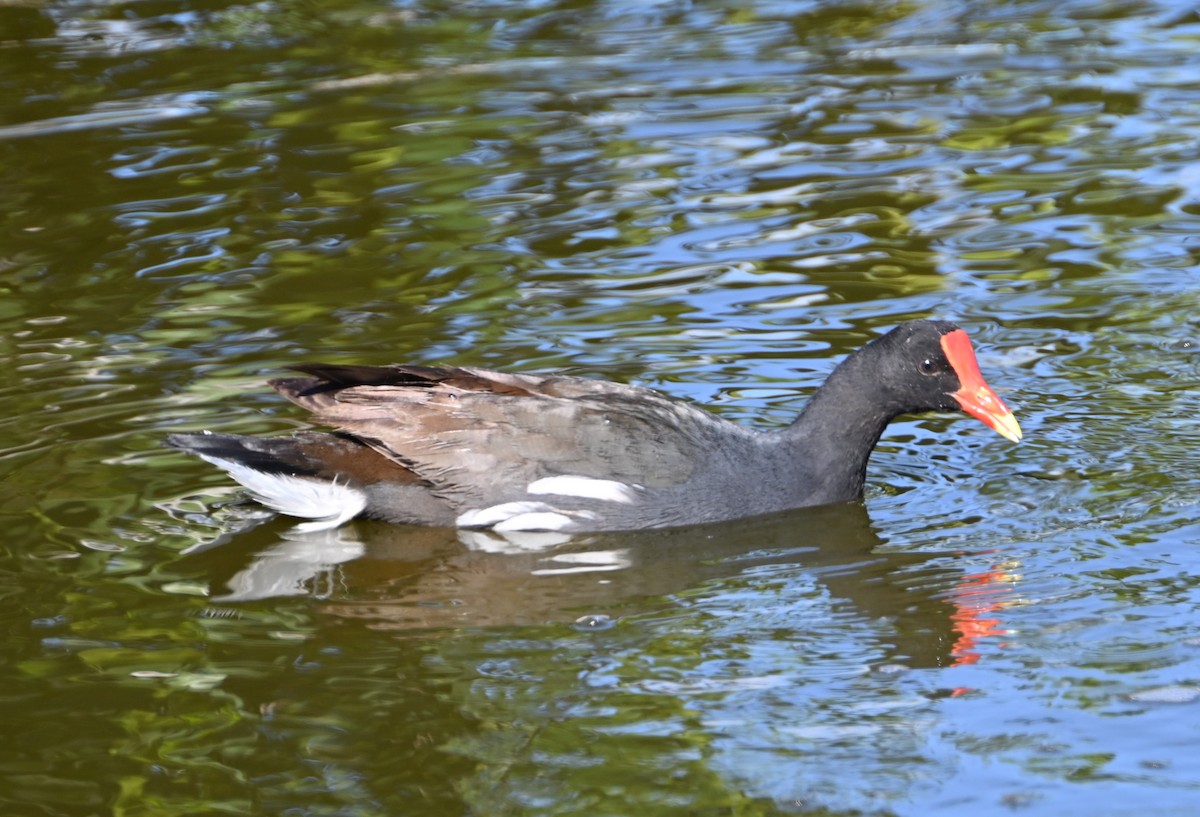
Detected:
left=167, top=319, right=1020, bottom=533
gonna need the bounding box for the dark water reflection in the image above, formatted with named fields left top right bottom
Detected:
left=150, top=503, right=1010, bottom=815
left=190, top=504, right=990, bottom=672
left=7, top=0, right=1200, bottom=814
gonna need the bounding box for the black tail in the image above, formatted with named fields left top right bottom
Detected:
left=167, top=432, right=335, bottom=478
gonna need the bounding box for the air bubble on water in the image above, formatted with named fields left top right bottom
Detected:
left=572, top=614, right=615, bottom=632
left=1127, top=685, right=1200, bottom=704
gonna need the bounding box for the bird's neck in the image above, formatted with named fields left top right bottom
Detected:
left=777, top=349, right=899, bottom=503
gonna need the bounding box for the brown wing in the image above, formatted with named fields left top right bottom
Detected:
left=269, top=364, right=728, bottom=506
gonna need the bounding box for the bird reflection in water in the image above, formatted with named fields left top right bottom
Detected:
left=181, top=501, right=1016, bottom=671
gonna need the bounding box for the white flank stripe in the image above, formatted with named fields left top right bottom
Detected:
left=494, top=512, right=576, bottom=532
left=526, top=475, right=641, bottom=504
left=456, top=501, right=601, bottom=532
left=455, top=501, right=556, bottom=529
left=199, top=455, right=367, bottom=532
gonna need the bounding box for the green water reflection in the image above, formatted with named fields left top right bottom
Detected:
left=7, top=0, right=1200, bottom=814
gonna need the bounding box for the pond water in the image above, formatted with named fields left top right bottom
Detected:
left=5, top=0, right=1200, bottom=814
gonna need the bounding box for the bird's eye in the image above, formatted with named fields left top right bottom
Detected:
left=918, top=358, right=938, bottom=376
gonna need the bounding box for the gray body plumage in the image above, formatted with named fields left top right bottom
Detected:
left=167, top=320, right=1008, bottom=532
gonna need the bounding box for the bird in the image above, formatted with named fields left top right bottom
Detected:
left=166, top=319, right=1020, bottom=534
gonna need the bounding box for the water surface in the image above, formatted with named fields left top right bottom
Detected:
left=4, top=0, right=1200, bottom=814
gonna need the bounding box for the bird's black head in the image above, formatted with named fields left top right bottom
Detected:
left=866, top=320, right=1021, bottom=442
